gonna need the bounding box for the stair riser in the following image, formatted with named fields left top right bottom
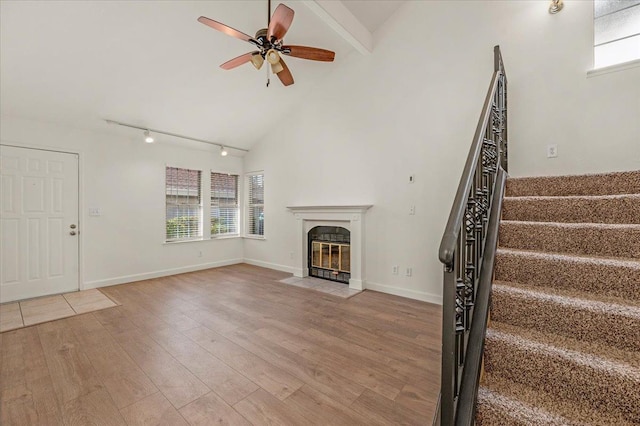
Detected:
left=499, top=222, right=640, bottom=259
left=484, top=334, right=640, bottom=423
left=476, top=403, right=562, bottom=426
left=491, top=288, right=640, bottom=352
left=502, top=196, right=640, bottom=224
left=506, top=171, right=640, bottom=197
left=495, top=251, right=640, bottom=301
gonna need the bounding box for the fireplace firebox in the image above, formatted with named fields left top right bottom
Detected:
left=308, top=226, right=350, bottom=284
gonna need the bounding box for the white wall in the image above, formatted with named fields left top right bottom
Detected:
left=1, top=116, right=244, bottom=289
left=243, top=0, right=640, bottom=303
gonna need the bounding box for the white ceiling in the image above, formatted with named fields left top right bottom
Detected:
left=342, top=0, right=406, bottom=33
left=1, top=1, right=375, bottom=151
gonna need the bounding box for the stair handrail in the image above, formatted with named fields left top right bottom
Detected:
left=437, top=45, right=508, bottom=425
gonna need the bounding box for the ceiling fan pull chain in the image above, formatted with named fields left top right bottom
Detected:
left=266, top=63, right=270, bottom=87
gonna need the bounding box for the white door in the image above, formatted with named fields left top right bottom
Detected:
left=0, top=145, right=79, bottom=303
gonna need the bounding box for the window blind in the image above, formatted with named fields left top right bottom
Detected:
left=211, top=172, right=239, bottom=236
left=165, top=167, right=202, bottom=241
left=594, top=0, right=640, bottom=68
left=247, top=173, right=264, bottom=236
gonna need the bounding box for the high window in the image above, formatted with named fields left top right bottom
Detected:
left=211, top=172, right=239, bottom=237
left=594, top=0, right=640, bottom=68
left=246, top=172, right=265, bottom=237
left=165, top=167, right=202, bottom=241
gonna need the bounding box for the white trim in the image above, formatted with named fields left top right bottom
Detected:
left=366, top=280, right=443, bottom=304
left=242, top=258, right=295, bottom=274
left=83, top=258, right=243, bottom=289
left=587, top=58, right=640, bottom=77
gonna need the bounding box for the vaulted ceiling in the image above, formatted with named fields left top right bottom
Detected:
left=0, top=1, right=405, bottom=151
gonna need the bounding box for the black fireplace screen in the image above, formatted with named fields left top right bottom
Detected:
left=308, top=226, right=350, bottom=284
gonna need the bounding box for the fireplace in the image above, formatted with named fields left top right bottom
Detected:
left=287, top=205, right=372, bottom=291
left=308, top=226, right=350, bottom=284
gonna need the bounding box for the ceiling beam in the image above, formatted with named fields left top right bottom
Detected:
left=301, top=0, right=373, bottom=55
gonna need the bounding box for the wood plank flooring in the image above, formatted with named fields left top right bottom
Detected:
left=0, top=264, right=441, bottom=425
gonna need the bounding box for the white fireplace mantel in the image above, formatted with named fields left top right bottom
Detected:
left=287, top=205, right=372, bottom=291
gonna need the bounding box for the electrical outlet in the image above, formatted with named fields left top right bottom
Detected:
left=547, top=144, right=558, bottom=158
left=197, top=250, right=203, bottom=258
left=289, top=251, right=294, bottom=259
left=405, top=267, right=412, bottom=277
left=392, top=265, right=399, bottom=275
left=409, top=205, right=416, bottom=215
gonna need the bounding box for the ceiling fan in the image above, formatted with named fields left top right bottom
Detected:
left=197, top=0, right=335, bottom=87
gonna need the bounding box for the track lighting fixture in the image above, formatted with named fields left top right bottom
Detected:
left=549, top=0, right=563, bottom=14
left=144, top=130, right=154, bottom=143
left=105, top=119, right=249, bottom=154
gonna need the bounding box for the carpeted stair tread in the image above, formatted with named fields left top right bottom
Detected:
left=491, top=281, right=640, bottom=351
left=499, top=220, right=640, bottom=259
left=483, top=323, right=640, bottom=424
left=477, top=372, right=637, bottom=426
left=502, top=193, right=640, bottom=224
left=484, top=321, right=640, bottom=368
left=495, top=247, right=640, bottom=301
left=506, top=170, right=640, bottom=197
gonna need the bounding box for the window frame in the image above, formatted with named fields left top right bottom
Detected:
left=210, top=171, right=240, bottom=238
left=245, top=171, right=265, bottom=239
left=592, top=0, right=640, bottom=70
left=165, top=166, right=204, bottom=243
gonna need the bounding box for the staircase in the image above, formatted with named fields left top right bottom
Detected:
left=476, top=170, right=640, bottom=425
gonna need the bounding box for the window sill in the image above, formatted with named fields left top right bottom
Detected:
left=587, top=59, right=640, bottom=78
left=243, top=235, right=266, bottom=241
left=211, top=235, right=241, bottom=240
left=164, top=238, right=205, bottom=245
left=164, top=235, right=241, bottom=245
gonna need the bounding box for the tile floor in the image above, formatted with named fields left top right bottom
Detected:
left=278, top=276, right=362, bottom=298
left=0, top=289, right=117, bottom=332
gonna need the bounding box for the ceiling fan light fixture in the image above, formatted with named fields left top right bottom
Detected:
left=266, top=49, right=280, bottom=65
left=271, top=61, right=284, bottom=74
left=220, top=146, right=228, bottom=157
left=251, top=54, right=264, bottom=70
left=549, top=0, right=564, bottom=14
left=144, top=130, right=154, bottom=143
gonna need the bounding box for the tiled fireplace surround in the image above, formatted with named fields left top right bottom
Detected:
left=287, top=205, right=372, bottom=291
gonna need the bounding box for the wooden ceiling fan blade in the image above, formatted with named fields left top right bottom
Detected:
left=276, top=58, right=294, bottom=86
left=268, top=4, right=294, bottom=41
left=283, top=45, right=335, bottom=62
left=198, top=16, right=253, bottom=43
left=220, top=52, right=258, bottom=70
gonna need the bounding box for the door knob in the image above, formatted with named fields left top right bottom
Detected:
left=70, top=231, right=77, bottom=236
left=70, top=224, right=76, bottom=229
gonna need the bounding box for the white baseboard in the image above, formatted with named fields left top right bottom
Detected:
left=83, top=258, right=244, bottom=289
left=365, top=281, right=442, bottom=304
left=243, top=258, right=295, bottom=274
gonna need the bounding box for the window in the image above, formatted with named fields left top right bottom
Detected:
left=246, top=172, right=264, bottom=237
left=211, top=172, right=239, bottom=237
left=594, top=0, right=640, bottom=68
left=165, top=167, right=202, bottom=241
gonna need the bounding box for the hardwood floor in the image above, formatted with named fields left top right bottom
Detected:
left=0, top=264, right=441, bottom=425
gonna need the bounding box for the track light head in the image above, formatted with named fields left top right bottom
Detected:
left=220, top=146, right=228, bottom=156
left=144, top=130, right=154, bottom=143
